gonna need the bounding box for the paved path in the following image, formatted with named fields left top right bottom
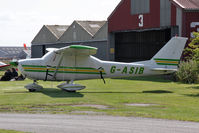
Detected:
left=0, top=113, right=199, bottom=133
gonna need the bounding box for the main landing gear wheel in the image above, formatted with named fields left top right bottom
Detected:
left=57, top=81, right=86, bottom=92
left=25, top=80, right=43, bottom=92
left=63, top=90, right=76, bottom=93
left=29, top=89, right=36, bottom=92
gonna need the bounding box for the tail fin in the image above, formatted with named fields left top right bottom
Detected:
left=150, top=36, right=188, bottom=70
left=23, top=43, right=31, bottom=58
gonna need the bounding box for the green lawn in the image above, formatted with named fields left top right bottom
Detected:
left=0, top=129, right=25, bottom=133
left=0, top=75, right=199, bottom=122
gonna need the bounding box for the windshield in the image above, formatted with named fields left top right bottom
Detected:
left=42, top=51, right=54, bottom=59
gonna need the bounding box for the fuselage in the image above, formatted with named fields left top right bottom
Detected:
left=18, top=51, right=168, bottom=81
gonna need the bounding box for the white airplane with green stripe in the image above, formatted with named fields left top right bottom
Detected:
left=13, top=37, right=187, bottom=92
left=0, top=61, right=10, bottom=70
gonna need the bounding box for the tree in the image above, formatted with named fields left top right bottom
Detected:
left=176, top=32, right=199, bottom=83
left=183, top=32, right=199, bottom=61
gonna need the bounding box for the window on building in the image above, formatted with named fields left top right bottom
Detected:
left=131, top=0, right=150, bottom=15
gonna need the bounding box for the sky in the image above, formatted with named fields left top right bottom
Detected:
left=0, top=0, right=121, bottom=47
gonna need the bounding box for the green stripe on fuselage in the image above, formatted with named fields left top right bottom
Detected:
left=156, top=63, right=178, bottom=66
left=154, top=58, right=180, bottom=61
left=24, top=70, right=106, bottom=75
left=22, top=65, right=106, bottom=75
left=22, top=65, right=96, bottom=70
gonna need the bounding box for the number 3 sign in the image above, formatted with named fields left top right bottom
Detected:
left=139, top=14, right=143, bottom=27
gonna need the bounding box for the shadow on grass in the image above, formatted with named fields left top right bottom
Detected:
left=187, top=86, right=199, bottom=90
left=81, top=90, right=173, bottom=94
left=4, top=88, right=84, bottom=98
left=4, top=91, right=29, bottom=94
left=112, top=75, right=173, bottom=83
left=184, top=93, right=199, bottom=97
left=142, top=90, right=173, bottom=94
left=80, top=91, right=140, bottom=94
left=41, top=88, right=84, bottom=98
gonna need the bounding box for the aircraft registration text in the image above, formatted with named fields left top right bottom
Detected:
left=110, top=66, right=144, bottom=75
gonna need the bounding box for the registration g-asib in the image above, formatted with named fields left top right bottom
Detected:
left=11, top=37, right=187, bottom=92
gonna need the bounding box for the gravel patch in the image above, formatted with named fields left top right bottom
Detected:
left=125, top=103, right=158, bottom=107
left=71, top=111, right=105, bottom=115
left=72, top=104, right=110, bottom=109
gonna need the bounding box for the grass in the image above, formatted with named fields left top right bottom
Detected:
left=0, top=74, right=199, bottom=122
left=0, top=129, right=25, bottom=133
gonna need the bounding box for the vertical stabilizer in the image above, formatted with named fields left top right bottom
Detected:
left=151, top=37, right=188, bottom=69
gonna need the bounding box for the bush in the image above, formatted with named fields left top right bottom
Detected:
left=183, top=32, right=199, bottom=61
left=176, top=60, right=199, bottom=84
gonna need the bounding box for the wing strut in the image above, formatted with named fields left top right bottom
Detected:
left=44, top=65, right=53, bottom=81
left=52, top=52, right=64, bottom=80
left=98, top=67, right=106, bottom=84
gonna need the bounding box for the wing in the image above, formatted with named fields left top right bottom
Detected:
left=0, top=62, right=10, bottom=70
left=53, top=45, right=97, bottom=56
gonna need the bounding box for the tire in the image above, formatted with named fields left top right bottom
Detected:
left=62, top=89, right=76, bottom=93
left=29, top=89, right=36, bottom=92
left=67, top=90, right=76, bottom=93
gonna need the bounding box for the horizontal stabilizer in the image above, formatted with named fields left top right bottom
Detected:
left=150, top=68, right=177, bottom=72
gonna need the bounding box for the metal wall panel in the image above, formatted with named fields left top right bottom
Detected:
left=31, top=45, right=44, bottom=58
left=131, top=0, right=150, bottom=15
left=108, top=0, right=160, bottom=32
left=183, top=12, right=199, bottom=38
left=108, top=33, right=115, bottom=61
left=160, top=0, right=171, bottom=27
left=171, top=3, right=176, bottom=26
left=176, top=7, right=182, bottom=36
left=32, top=41, right=108, bottom=60
left=93, top=22, right=108, bottom=41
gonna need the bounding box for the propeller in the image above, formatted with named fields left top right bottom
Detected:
left=10, top=60, right=18, bottom=66
left=98, top=67, right=106, bottom=84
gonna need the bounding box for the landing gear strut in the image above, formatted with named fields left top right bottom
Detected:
left=25, top=80, right=43, bottom=92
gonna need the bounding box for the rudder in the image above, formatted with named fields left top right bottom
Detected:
left=151, top=37, right=188, bottom=69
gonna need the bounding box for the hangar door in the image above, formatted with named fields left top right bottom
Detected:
left=115, top=29, right=171, bottom=62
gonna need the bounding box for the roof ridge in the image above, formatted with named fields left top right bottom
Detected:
left=75, top=20, right=106, bottom=36
left=171, top=0, right=199, bottom=10
left=45, top=25, right=69, bottom=39
left=45, top=25, right=59, bottom=39
left=75, top=21, right=93, bottom=36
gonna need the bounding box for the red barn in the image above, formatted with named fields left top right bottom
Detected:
left=108, top=0, right=199, bottom=62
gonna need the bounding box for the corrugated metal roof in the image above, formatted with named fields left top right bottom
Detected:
left=45, top=25, right=69, bottom=39
left=171, top=0, right=199, bottom=10
left=76, top=21, right=106, bottom=36
left=0, top=47, right=30, bottom=59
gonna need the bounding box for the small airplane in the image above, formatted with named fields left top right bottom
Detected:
left=11, top=37, right=187, bottom=92
left=0, top=43, right=30, bottom=70
left=23, top=43, right=31, bottom=59
left=0, top=61, right=10, bottom=70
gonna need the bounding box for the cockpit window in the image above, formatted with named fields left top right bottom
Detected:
left=42, top=51, right=54, bottom=59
